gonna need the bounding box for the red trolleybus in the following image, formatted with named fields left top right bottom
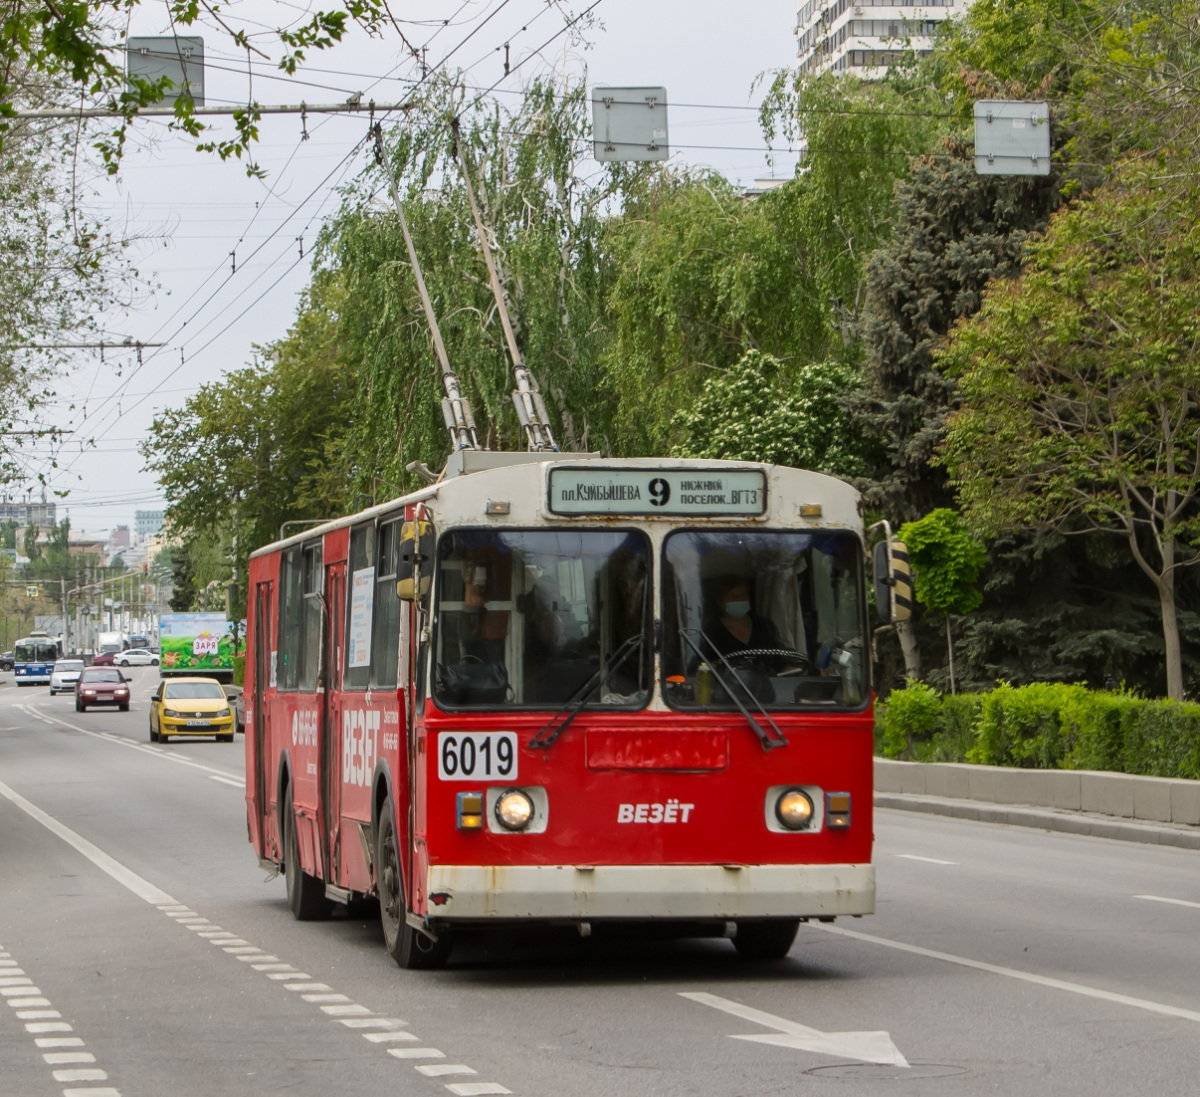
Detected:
left=245, top=453, right=895, bottom=968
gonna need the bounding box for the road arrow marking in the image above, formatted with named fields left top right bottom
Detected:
left=680, top=991, right=908, bottom=1067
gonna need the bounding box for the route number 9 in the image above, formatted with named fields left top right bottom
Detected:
left=649, top=478, right=671, bottom=507
left=438, top=732, right=518, bottom=781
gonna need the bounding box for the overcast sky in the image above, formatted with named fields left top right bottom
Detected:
left=15, top=1, right=799, bottom=535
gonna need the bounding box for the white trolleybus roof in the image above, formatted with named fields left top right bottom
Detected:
left=254, top=454, right=863, bottom=558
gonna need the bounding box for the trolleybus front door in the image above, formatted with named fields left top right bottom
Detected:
left=252, top=581, right=272, bottom=858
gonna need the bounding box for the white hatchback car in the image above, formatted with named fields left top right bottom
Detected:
left=50, top=659, right=86, bottom=694
left=116, top=648, right=159, bottom=667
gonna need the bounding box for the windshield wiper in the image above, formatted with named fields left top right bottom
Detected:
left=527, top=632, right=645, bottom=749
left=680, top=628, right=788, bottom=751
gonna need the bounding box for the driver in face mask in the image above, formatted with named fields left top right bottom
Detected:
left=706, top=576, right=784, bottom=657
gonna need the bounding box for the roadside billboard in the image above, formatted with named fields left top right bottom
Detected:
left=158, top=613, right=236, bottom=678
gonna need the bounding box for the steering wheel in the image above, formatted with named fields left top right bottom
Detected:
left=724, top=647, right=811, bottom=675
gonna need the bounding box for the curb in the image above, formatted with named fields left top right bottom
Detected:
left=876, top=792, right=1200, bottom=851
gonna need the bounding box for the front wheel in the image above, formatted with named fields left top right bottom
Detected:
left=118, top=704, right=129, bottom=712
left=118, top=659, right=129, bottom=667
left=376, top=796, right=451, bottom=969
left=283, top=786, right=332, bottom=921
left=149, top=720, right=158, bottom=742
left=733, top=919, right=800, bottom=961
left=219, top=732, right=234, bottom=743
left=75, top=700, right=85, bottom=711
left=151, top=658, right=159, bottom=666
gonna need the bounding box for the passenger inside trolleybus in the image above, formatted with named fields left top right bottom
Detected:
left=662, top=530, right=867, bottom=710
left=434, top=529, right=651, bottom=709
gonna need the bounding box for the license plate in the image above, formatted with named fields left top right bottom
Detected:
left=186, top=720, right=212, bottom=728
left=437, top=731, right=518, bottom=781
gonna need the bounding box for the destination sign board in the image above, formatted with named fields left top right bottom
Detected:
left=548, top=467, right=767, bottom=517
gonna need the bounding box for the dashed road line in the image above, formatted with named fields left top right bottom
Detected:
left=1135, top=894, right=1200, bottom=911
left=18, top=704, right=243, bottom=783
left=1, top=776, right=517, bottom=1095
left=896, top=854, right=958, bottom=866
left=0, top=943, right=120, bottom=1097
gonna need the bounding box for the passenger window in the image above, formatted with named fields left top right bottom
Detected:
left=371, top=521, right=401, bottom=689
left=343, top=523, right=374, bottom=691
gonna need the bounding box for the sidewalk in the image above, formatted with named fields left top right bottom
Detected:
left=876, top=790, right=1200, bottom=851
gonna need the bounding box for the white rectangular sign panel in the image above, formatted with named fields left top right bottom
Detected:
left=548, top=467, right=766, bottom=517
left=437, top=731, right=519, bottom=781
left=347, top=567, right=375, bottom=668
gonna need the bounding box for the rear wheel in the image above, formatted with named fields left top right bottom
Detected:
left=733, top=919, right=800, bottom=961
left=376, top=796, right=451, bottom=969
left=283, top=785, right=332, bottom=921
left=151, top=658, right=159, bottom=666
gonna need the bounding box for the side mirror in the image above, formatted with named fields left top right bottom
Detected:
left=396, top=518, right=435, bottom=602
left=873, top=539, right=913, bottom=624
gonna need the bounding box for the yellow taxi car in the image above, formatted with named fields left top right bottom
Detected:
left=149, top=677, right=236, bottom=743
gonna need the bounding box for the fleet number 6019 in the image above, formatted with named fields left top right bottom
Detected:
left=437, top=731, right=518, bottom=781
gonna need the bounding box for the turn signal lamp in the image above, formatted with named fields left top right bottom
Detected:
left=457, top=792, right=484, bottom=830
left=826, top=792, right=852, bottom=829
left=494, top=789, right=535, bottom=831
left=775, top=788, right=815, bottom=831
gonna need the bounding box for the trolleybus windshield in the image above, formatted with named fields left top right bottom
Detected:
left=14, top=640, right=59, bottom=665
left=434, top=529, right=651, bottom=709
left=661, top=530, right=867, bottom=710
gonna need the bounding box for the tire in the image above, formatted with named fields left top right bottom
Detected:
left=219, top=733, right=235, bottom=743
left=283, top=786, right=332, bottom=921
left=151, top=658, right=159, bottom=666
left=376, top=796, right=451, bottom=969
left=733, top=919, right=800, bottom=961
left=149, top=720, right=159, bottom=743
left=119, top=659, right=129, bottom=667
left=118, top=704, right=129, bottom=712
left=160, top=731, right=169, bottom=743
left=75, top=700, right=85, bottom=712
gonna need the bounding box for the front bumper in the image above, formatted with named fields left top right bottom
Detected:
left=163, top=718, right=233, bottom=735
left=424, top=862, right=874, bottom=921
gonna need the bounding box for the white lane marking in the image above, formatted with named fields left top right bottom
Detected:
left=1136, top=894, right=1200, bottom=911
left=53, top=1068, right=109, bottom=1082
left=816, top=923, right=1200, bottom=1023
left=252, top=964, right=293, bottom=971
left=681, top=991, right=908, bottom=1067
left=18, top=1010, right=62, bottom=1019
left=2, top=982, right=37, bottom=991
left=896, top=854, right=958, bottom=865
left=364, top=1031, right=419, bottom=1043
left=0, top=976, right=34, bottom=985
left=339, top=1017, right=406, bottom=1029
left=0, top=783, right=510, bottom=1092
left=36, top=1038, right=85, bottom=1048
left=445, top=1084, right=512, bottom=1096
left=0, top=777, right=175, bottom=905
left=209, top=774, right=243, bottom=788
left=25, top=707, right=242, bottom=783
left=303, top=993, right=352, bottom=1003
left=44, top=1052, right=96, bottom=1064
left=418, top=1065, right=477, bottom=1077
left=238, top=954, right=280, bottom=963
left=9, top=998, right=52, bottom=1008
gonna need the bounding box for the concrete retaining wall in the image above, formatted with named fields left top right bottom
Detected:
left=875, top=758, right=1200, bottom=827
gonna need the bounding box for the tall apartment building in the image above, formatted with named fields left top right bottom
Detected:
left=0, top=500, right=57, bottom=527
left=795, top=0, right=966, bottom=78
left=135, top=509, right=166, bottom=536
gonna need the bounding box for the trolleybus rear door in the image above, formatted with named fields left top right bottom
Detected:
left=252, top=581, right=272, bottom=858
left=321, top=562, right=344, bottom=884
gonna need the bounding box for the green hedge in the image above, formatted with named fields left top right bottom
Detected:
left=877, top=681, right=1200, bottom=780
left=231, top=654, right=246, bottom=688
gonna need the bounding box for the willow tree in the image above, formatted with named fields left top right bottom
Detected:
left=324, top=76, right=639, bottom=495
left=940, top=162, right=1200, bottom=700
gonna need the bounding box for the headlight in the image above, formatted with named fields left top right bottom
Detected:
left=164, top=708, right=182, bottom=718
left=494, top=789, right=535, bottom=831
left=775, top=788, right=815, bottom=831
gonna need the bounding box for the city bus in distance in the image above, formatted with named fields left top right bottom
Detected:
left=245, top=454, right=901, bottom=968
left=14, top=632, right=63, bottom=686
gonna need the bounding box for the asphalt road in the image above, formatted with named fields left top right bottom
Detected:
left=3, top=667, right=1200, bottom=1096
